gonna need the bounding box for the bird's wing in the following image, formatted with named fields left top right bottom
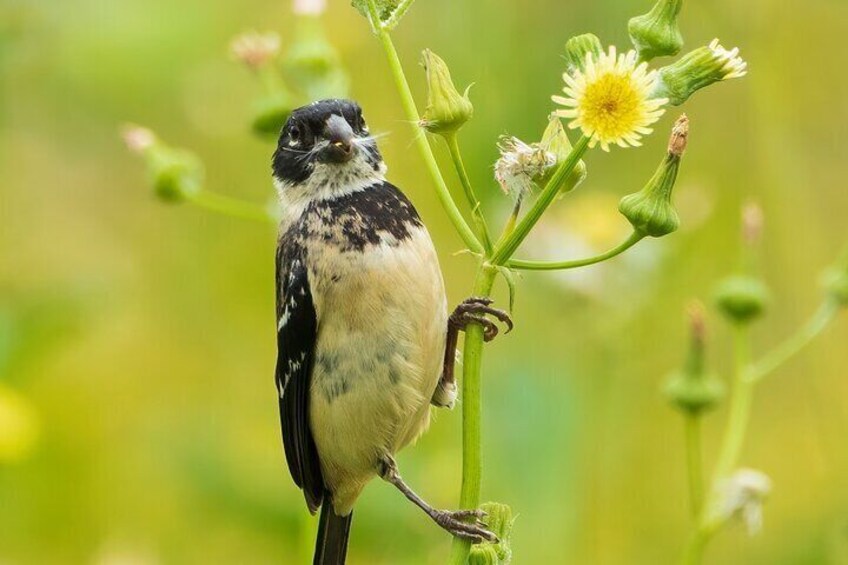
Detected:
left=275, top=242, right=324, bottom=514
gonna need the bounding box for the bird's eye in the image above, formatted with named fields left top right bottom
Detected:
left=289, top=126, right=301, bottom=142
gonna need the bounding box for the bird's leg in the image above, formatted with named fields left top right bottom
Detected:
left=379, top=456, right=498, bottom=544
left=431, top=297, right=514, bottom=408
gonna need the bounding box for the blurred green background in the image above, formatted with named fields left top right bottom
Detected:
left=2, top=0, right=847, bottom=563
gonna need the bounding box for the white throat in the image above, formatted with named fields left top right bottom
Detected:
left=275, top=158, right=388, bottom=227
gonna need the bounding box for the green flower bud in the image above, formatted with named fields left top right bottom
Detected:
left=251, top=93, right=294, bottom=138
left=664, top=304, right=725, bottom=414
left=147, top=146, right=204, bottom=202
left=563, top=33, right=603, bottom=73
left=285, top=15, right=350, bottom=101
left=713, top=275, right=770, bottom=324
left=122, top=125, right=203, bottom=203
left=538, top=115, right=587, bottom=193
left=468, top=545, right=500, bottom=565
left=823, top=248, right=848, bottom=307
left=628, top=0, right=684, bottom=62
left=654, top=39, right=747, bottom=106
left=466, top=502, right=514, bottom=564
left=618, top=115, right=688, bottom=237
left=420, top=49, right=473, bottom=136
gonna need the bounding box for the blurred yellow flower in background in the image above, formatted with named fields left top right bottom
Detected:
left=0, top=383, right=40, bottom=464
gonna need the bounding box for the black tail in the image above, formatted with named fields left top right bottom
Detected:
left=313, top=500, right=352, bottom=565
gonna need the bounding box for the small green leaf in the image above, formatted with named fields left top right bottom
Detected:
left=497, top=266, right=518, bottom=314
left=351, top=0, right=400, bottom=22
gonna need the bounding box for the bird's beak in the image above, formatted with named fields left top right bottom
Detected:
left=321, top=114, right=356, bottom=163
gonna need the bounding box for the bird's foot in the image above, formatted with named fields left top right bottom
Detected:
left=449, top=297, right=514, bottom=343
left=431, top=379, right=458, bottom=409
left=431, top=508, right=498, bottom=544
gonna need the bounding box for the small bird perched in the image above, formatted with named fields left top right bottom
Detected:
left=272, top=99, right=511, bottom=564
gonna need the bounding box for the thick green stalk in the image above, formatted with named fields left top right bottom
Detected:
left=490, top=135, right=591, bottom=265
left=507, top=231, right=644, bottom=271
left=366, top=4, right=483, bottom=254
left=186, top=190, right=275, bottom=223
left=445, top=133, right=493, bottom=253
left=448, top=264, right=499, bottom=565
left=684, top=414, right=704, bottom=518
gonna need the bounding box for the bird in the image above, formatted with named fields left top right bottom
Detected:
left=271, top=99, right=512, bottom=564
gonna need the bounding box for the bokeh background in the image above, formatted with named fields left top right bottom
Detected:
left=2, top=0, right=847, bottom=563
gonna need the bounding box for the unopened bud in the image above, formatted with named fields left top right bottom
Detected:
left=230, top=31, right=281, bottom=70
left=251, top=93, right=295, bottom=137
left=466, top=502, right=514, bottom=564
left=823, top=247, right=848, bottom=307
left=121, top=125, right=203, bottom=202
left=654, top=39, right=747, bottom=106
left=664, top=303, right=725, bottom=414
left=742, top=201, right=764, bottom=246
left=539, top=115, right=587, bottom=193
left=628, top=0, right=684, bottom=62
left=285, top=15, right=349, bottom=100
left=714, top=275, right=770, bottom=324
left=468, top=545, right=499, bottom=565
left=420, top=49, right=473, bottom=136
left=618, top=115, right=688, bottom=237
left=563, top=33, right=603, bottom=74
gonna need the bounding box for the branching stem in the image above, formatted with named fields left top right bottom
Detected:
left=507, top=231, right=644, bottom=271
left=186, top=190, right=276, bottom=223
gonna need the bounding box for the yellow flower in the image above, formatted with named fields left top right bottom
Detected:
left=553, top=46, right=668, bottom=152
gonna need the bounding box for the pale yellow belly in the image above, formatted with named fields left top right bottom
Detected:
left=306, top=227, right=447, bottom=514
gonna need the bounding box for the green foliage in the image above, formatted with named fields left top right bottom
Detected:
left=352, top=0, right=401, bottom=21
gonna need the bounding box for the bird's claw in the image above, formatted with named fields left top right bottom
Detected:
left=432, top=508, right=498, bottom=544
left=449, top=297, right=514, bottom=343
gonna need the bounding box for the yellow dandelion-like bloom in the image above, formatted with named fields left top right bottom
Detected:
left=553, top=46, right=668, bottom=152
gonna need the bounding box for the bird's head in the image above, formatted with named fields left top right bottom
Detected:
left=272, top=99, right=384, bottom=194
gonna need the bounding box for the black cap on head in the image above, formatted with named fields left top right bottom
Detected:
left=272, top=99, right=381, bottom=184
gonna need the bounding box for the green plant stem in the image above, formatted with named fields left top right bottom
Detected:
left=684, top=325, right=753, bottom=563
left=748, top=300, right=840, bottom=383
left=507, top=231, right=644, bottom=271
left=186, top=190, right=275, bottom=223
left=711, top=324, right=753, bottom=490
left=490, top=135, right=591, bottom=265
left=366, top=2, right=483, bottom=254
left=684, top=301, right=841, bottom=563
left=448, top=263, right=499, bottom=565
left=685, top=413, right=705, bottom=518
left=445, top=133, right=493, bottom=253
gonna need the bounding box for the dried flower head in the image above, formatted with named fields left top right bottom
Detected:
left=120, top=124, right=156, bottom=154
left=293, top=0, right=326, bottom=16
left=714, top=468, right=772, bottom=535
left=494, top=136, right=555, bottom=201
left=742, top=201, right=764, bottom=246
left=230, top=31, right=281, bottom=70
left=553, top=46, right=668, bottom=151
